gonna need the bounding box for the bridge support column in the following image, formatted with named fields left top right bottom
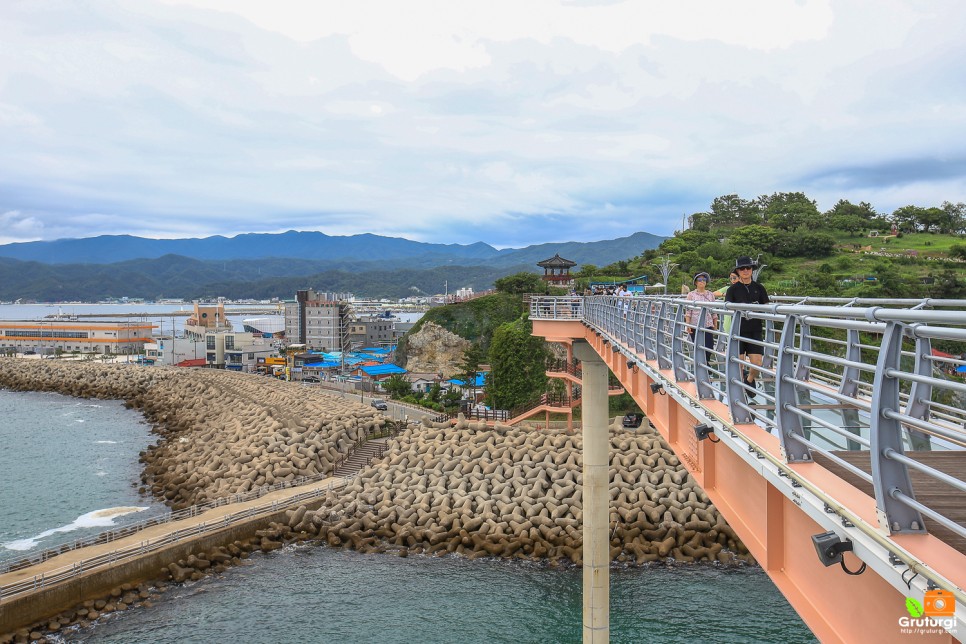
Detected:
left=573, top=340, right=609, bottom=643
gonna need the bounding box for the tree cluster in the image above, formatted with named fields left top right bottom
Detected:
left=687, top=192, right=965, bottom=236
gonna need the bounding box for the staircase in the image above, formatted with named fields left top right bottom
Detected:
left=332, top=437, right=388, bottom=478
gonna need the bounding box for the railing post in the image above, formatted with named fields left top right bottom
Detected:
left=870, top=321, right=926, bottom=535
left=642, top=301, right=656, bottom=360
left=905, top=332, right=934, bottom=450
left=794, top=320, right=812, bottom=380
left=762, top=319, right=776, bottom=370
left=694, top=307, right=715, bottom=399
left=775, top=315, right=811, bottom=462
left=726, top=311, right=751, bottom=424
left=839, top=328, right=861, bottom=398
left=655, top=301, right=671, bottom=370
left=671, top=302, right=689, bottom=382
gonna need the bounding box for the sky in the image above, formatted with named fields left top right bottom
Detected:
left=2, top=1, right=965, bottom=249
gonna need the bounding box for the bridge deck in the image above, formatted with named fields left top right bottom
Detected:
left=812, top=451, right=966, bottom=554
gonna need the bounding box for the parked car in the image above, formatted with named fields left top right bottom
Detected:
left=622, top=412, right=644, bottom=428
left=302, top=375, right=321, bottom=383
left=370, top=399, right=389, bottom=410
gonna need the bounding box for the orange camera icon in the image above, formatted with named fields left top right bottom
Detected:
left=924, top=590, right=955, bottom=617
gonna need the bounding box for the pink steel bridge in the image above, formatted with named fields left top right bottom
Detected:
left=532, top=294, right=965, bottom=643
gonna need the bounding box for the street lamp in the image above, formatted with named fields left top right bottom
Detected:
left=653, top=254, right=678, bottom=295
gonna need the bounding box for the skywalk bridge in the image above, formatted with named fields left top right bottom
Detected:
left=530, top=295, right=966, bottom=643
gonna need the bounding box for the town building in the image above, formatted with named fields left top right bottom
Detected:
left=284, top=289, right=352, bottom=352
left=0, top=319, right=154, bottom=355
left=144, top=331, right=274, bottom=371
left=404, top=372, right=448, bottom=394
left=184, top=302, right=232, bottom=340
left=347, top=316, right=396, bottom=348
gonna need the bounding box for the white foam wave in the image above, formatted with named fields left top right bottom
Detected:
left=94, top=440, right=117, bottom=444
left=2, top=506, right=149, bottom=551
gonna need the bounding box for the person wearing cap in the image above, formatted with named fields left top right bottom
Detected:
left=685, top=272, right=718, bottom=356
left=714, top=269, right=739, bottom=298
left=725, top=256, right=769, bottom=395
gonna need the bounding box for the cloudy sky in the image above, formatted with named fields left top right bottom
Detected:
left=2, top=1, right=964, bottom=248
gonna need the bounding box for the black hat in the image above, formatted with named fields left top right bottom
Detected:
left=735, top=256, right=756, bottom=269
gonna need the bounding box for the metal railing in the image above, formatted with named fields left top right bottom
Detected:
left=0, top=478, right=349, bottom=603
left=0, top=422, right=396, bottom=577
left=531, top=295, right=966, bottom=543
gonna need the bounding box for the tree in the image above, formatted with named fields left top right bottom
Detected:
left=828, top=213, right=867, bottom=236
left=940, top=201, right=966, bottom=234
left=727, top=225, right=778, bottom=253
left=487, top=317, right=549, bottom=409
left=890, top=205, right=926, bottom=232
left=759, top=192, right=821, bottom=231
left=710, top=194, right=761, bottom=226
left=457, top=343, right=486, bottom=402
left=658, top=229, right=716, bottom=255
left=687, top=212, right=714, bottom=231
left=382, top=374, right=412, bottom=400
left=575, top=264, right=599, bottom=278
left=918, top=207, right=947, bottom=233
left=494, top=272, right=544, bottom=294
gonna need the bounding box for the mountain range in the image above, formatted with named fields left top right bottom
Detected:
left=0, top=230, right=664, bottom=267
left=0, top=230, right=666, bottom=301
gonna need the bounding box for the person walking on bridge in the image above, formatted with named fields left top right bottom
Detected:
left=725, top=256, right=769, bottom=395
left=685, top=272, right=718, bottom=356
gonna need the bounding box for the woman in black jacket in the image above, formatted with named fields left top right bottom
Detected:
left=724, top=256, right=769, bottom=396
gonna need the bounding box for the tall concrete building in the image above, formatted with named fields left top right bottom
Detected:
left=284, top=289, right=352, bottom=352
left=347, top=316, right=395, bottom=348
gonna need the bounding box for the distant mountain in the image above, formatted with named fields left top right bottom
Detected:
left=0, top=231, right=500, bottom=264
left=0, top=230, right=665, bottom=267
left=0, top=230, right=667, bottom=301
left=490, top=232, right=666, bottom=267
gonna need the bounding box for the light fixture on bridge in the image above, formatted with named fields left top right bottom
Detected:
left=693, top=423, right=719, bottom=443
left=810, top=531, right=867, bottom=575
left=627, top=360, right=637, bottom=371
left=611, top=344, right=619, bottom=352
left=649, top=382, right=665, bottom=396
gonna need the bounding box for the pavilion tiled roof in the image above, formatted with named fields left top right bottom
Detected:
left=536, top=253, right=577, bottom=268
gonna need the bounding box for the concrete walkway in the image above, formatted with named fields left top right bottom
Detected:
left=0, top=473, right=346, bottom=591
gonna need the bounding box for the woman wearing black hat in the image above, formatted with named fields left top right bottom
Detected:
left=724, top=256, right=769, bottom=396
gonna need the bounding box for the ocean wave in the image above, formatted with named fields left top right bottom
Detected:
left=94, top=440, right=118, bottom=444
left=1, top=506, right=149, bottom=552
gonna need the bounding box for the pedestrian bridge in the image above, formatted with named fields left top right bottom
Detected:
left=530, top=295, right=965, bottom=643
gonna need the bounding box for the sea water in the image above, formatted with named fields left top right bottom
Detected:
left=0, top=390, right=166, bottom=555
left=2, top=390, right=815, bottom=643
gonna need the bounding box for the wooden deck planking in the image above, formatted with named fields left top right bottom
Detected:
left=813, top=451, right=966, bottom=554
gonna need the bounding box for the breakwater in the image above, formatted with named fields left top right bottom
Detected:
left=0, top=358, right=751, bottom=638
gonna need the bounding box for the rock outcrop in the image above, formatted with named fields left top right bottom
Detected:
left=398, top=322, right=470, bottom=378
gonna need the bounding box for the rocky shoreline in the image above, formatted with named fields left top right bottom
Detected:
left=0, top=358, right=751, bottom=641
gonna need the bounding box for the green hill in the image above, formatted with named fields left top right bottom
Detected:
left=578, top=193, right=966, bottom=299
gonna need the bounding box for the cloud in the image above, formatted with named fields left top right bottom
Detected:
left=0, top=0, right=964, bottom=248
